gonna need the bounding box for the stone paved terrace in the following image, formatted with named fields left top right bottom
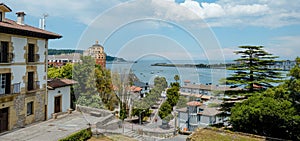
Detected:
left=0, top=112, right=96, bottom=141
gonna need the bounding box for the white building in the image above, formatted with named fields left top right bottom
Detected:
left=47, top=79, right=76, bottom=119
left=177, top=101, right=223, bottom=132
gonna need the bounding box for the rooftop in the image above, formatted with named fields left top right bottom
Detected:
left=181, top=83, right=242, bottom=91
left=186, top=101, right=202, bottom=106
left=47, top=78, right=77, bottom=89
left=0, top=3, right=62, bottom=39
left=200, top=107, right=222, bottom=116
left=48, top=53, right=81, bottom=60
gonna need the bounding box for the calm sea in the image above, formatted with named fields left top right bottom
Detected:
left=107, top=60, right=235, bottom=85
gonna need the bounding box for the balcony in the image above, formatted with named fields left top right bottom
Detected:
left=0, top=83, right=21, bottom=95
left=27, top=81, right=40, bottom=92
left=27, top=54, right=40, bottom=63
left=0, top=53, right=14, bottom=63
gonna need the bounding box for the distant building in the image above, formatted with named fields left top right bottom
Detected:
left=267, top=60, right=296, bottom=71
left=48, top=53, right=81, bottom=67
left=83, top=41, right=106, bottom=68
left=47, top=79, right=77, bottom=119
left=133, top=81, right=149, bottom=98
left=180, top=81, right=242, bottom=96
left=0, top=3, right=61, bottom=133
left=177, top=101, right=223, bottom=132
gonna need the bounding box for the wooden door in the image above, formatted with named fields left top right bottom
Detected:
left=0, top=108, right=9, bottom=132
left=54, top=96, right=61, bottom=113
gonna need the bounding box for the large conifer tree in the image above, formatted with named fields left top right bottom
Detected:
left=227, top=46, right=281, bottom=92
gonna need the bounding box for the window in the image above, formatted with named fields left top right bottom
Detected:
left=27, top=101, right=34, bottom=116
left=0, top=41, right=9, bottom=63
left=28, top=44, right=35, bottom=62
left=0, top=12, right=2, bottom=22
left=0, top=73, right=11, bottom=95
left=27, top=72, right=34, bottom=91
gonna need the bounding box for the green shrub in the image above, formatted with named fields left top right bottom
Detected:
left=59, top=128, right=92, bottom=141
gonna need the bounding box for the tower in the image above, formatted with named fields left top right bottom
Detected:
left=83, top=41, right=106, bottom=68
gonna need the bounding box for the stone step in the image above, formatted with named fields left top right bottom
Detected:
left=101, top=119, right=121, bottom=130
left=124, top=130, right=145, bottom=141
left=96, top=114, right=115, bottom=127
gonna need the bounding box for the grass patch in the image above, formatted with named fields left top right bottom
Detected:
left=88, top=135, right=137, bottom=141
left=189, top=128, right=264, bottom=141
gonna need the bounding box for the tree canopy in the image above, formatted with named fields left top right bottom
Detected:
left=230, top=57, right=300, bottom=140
left=226, top=46, right=282, bottom=92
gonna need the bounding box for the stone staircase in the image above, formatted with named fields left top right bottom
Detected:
left=100, top=119, right=122, bottom=130
left=124, top=130, right=145, bottom=141
left=96, top=114, right=116, bottom=128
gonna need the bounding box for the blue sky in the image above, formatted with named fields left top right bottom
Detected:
left=2, top=0, right=300, bottom=61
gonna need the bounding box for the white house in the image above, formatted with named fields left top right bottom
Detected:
left=47, top=79, right=76, bottom=119
left=177, top=101, right=223, bottom=132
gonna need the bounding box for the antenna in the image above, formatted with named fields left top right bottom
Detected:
left=39, top=13, right=48, bottom=29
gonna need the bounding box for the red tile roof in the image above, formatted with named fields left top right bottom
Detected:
left=130, top=86, right=142, bottom=92
left=186, top=101, right=202, bottom=106
left=47, top=79, right=77, bottom=89
left=0, top=18, right=62, bottom=39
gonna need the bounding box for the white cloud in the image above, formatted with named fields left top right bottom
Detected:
left=2, top=0, right=123, bottom=25
left=2, top=0, right=300, bottom=27
left=266, top=36, right=300, bottom=59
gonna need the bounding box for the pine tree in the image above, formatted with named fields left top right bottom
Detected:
left=227, top=46, right=282, bottom=92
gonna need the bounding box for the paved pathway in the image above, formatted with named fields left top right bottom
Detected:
left=0, top=112, right=96, bottom=141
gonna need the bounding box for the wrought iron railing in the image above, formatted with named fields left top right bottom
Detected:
left=0, top=53, right=14, bottom=63
left=0, top=83, right=20, bottom=95
left=27, top=54, right=40, bottom=63
left=27, top=81, right=40, bottom=91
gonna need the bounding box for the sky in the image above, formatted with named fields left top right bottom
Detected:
left=2, top=0, right=300, bottom=61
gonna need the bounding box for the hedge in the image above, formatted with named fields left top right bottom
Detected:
left=59, top=128, right=92, bottom=141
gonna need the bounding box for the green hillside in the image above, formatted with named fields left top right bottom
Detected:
left=48, top=49, right=126, bottom=62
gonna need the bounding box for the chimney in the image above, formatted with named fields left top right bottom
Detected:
left=16, top=11, right=26, bottom=25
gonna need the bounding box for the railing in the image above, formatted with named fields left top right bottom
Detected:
left=27, top=54, right=40, bottom=63
left=27, top=81, right=40, bottom=91
left=12, top=83, right=21, bottom=93
left=0, top=83, right=21, bottom=95
left=0, top=53, right=14, bottom=63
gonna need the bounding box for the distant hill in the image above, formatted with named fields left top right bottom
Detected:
left=48, top=49, right=83, bottom=55
left=48, top=49, right=126, bottom=62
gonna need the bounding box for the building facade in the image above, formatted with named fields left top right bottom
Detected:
left=177, top=101, right=223, bottom=132
left=0, top=3, right=61, bottom=132
left=48, top=53, right=81, bottom=67
left=47, top=79, right=76, bottom=119
left=83, top=41, right=106, bottom=68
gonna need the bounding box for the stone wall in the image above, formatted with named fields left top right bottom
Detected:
left=34, top=91, right=45, bottom=121
left=76, top=105, right=112, bottom=117
left=14, top=94, right=25, bottom=128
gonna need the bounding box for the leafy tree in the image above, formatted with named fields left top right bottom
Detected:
left=230, top=92, right=299, bottom=140
left=48, top=67, right=60, bottom=78
left=226, top=46, right=282, bottom=92
left=158, top=101, right=172, bottom=121
left=60, top=63, right=73, bottom=79
left=230, top=57, right=300, bottom=140
left=119, top=102, right=127, bottom=121
left=154, top=76, right=168, bottom=91
left=174, top=75, right=180, bottom=82
left=287, top=57, right=300, bottom=111
left=166, top=87, right=180, bottom=107
left=176, top=96, right=188, bottom=109
left=73, top=56, right=118, bottom=110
